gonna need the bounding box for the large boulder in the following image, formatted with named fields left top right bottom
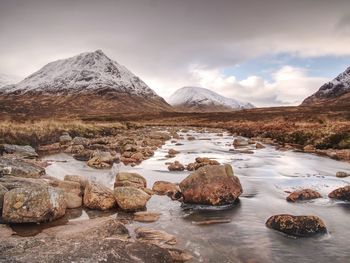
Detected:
left=2, top=186, right=66, bottom=223
left=286, top=189, right=322, bottom=202
left=1, top=144, right=38, bottom=159
left=114, top=172, right=147, bottom=189
left=114, top=187, right=151, bottom=212
left=0, top=157, right=45, bottom=178
left=328, top=186, right=350, bottom=201
left=266, top=214, right=327, bottom=237
left=83, top=181, right=116, bottom=210
left=179, top=164, right=242, bottom=206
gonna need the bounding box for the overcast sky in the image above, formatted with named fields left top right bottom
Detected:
left=1, top=0, right=350, bottom=106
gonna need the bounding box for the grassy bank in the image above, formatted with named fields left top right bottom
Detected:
left=0, top=120, right=126, bottom=147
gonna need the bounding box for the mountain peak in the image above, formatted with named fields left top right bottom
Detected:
left=302, top=66, right=350, bottom=105
left=2, top=50, right=161, bottom=99
left=168, top=86, right=254, bottom=111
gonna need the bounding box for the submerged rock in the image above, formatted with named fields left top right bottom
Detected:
left=233, top=138, right=249, bottom=147
left=266, top=214, right=327, bottom=237
left=180, top=164, right=242, bottom=206
left=336, top=171, right=350, bottom=178
left=255, top=142, right=265, bottom=149
left=83, top=181, right=116, bottom=210
left=114, top=172, right=147, bottom=189
left=135, top=227, right=177, bottom=245
left=1, top=144, right=38, bottom=159
left=2, top=186, right=66, bottom=223
left=0, top=157, right=45, bottom=178
left=328, top=186, right=350, bottom=201
left=134, top=211, right=161, bottom=222
left=286, top=189, right=322, bottom=202
left=114, top=186, right=150, bottom=211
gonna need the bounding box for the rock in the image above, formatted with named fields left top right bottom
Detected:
left=230, top=149, right=254, bottom=154
left=186, top=157, right=220, bottom=171
left=69, top=144, right=85, bottom=154
left=168, top=149, right=179, bottom=155
left=0, top=176, right=49, bottom=190
left=191, top=219, right=231, bottom=225
left=149, top=132, right=171, bottom=140
left=286, top=189, right=322, bottom=202
left=336, top=171, right=350, bottom=178
left=72, top=136, right=89, bottom=146
left=114, top=187, right=150, bottom=211
left=49, top=180, right=83, bottom=209
left=87, top=151, right=117, bottom=169
left=64, top=175, right=88, bottom=191
left=266, top=214, right=327, bottom=237
left=167, top=248, right=193, bottom=262
left=59, top=133, right=72, bottom=144
left=131, top=152, right=144, bottom=163
left=180, top=164, right=242, bottom=206
left=328, top=186, right=350, bottom=201
left=114, top=172, right=147, bottom=188
left=2, top=186, right=66, bottom=223
left=168, top=161, right=185, bottom=171
left=255, top=142, right=265, bottom=149
left=0, top=184, right=8, bottom=211
left=37, top=143, right=61, bottom=154
left=2, top=144, right=38, bottom=158
left=0, top=217, right=174, bottom=263
left=135, top=227, right=177, bottom=245
left=72, top=149, right=93, bottom=161
left=152, top=181, right=180, bottom=196
left=134, top=211, right=161, bottom=222
left=187, top=136, right=195, bottom=141
left=233, top=138, right=249, bottom=147
left=0, top=157, right=45, bottom=178
left=83, top=181, right=116, bottom=210
left=303, top=144, right=315, bottom=153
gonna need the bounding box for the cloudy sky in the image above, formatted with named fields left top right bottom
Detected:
left=1, top=0, right=350, bottom=106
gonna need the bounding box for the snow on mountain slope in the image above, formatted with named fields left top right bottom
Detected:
left=168, top=86, right=254, bottom=110
left=2, top=50, right=161, bottom=99
left=0, top=74, right=21, bottom=88
left=302, top=66, right=350, bottom=105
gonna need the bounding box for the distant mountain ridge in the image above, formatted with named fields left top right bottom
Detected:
left=0, top=50, right=171, bottom=119
left=302, top=66, right=350, bottom=106
left=0, top=74, right=21, bottom=89
left=168, top=86, right=254, bottom=112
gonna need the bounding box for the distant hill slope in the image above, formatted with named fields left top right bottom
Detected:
left=302, top=66, right=350, bottom=106
left=167, top=86, right=254, bottom=112
left=0, top=50, right=171, bottom=119
left=0, top=74, right=20, bottom=88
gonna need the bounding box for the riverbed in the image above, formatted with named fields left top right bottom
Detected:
left=43, top=129, right=350, bottom=263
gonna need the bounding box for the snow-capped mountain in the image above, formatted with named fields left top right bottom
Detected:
left=302, top=66, right=350, bottom=105
left=0, top=74, right=21, bottom=88
left=168, top=86, right=254, bottom=112
left=2, top=50, right=161, bottom=99
left=0, top=50, right=171, bottom=118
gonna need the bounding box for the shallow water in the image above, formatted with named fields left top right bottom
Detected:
left=43, top=130, right=350, bottom=263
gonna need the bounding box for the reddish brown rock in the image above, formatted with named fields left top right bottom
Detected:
left=114, top=187, right=150, bottom=212
left=186, top=157, right=220, bottom=171
left=152, top=181, right=180, bottom=195
left=134, top=211, right=161, bottom=222
left=167, top=161, right=185, bottom=171
left=114, top=172, right=147, bottom=189
left=286, top=189, right=322, bottom=202
left=328, top=185, right=350, bottom=201
left=266, top=214, right=327, bottom=237
left=83, top=181, right=116, bottom=210
left=179, top=164, right=242, bottom=206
